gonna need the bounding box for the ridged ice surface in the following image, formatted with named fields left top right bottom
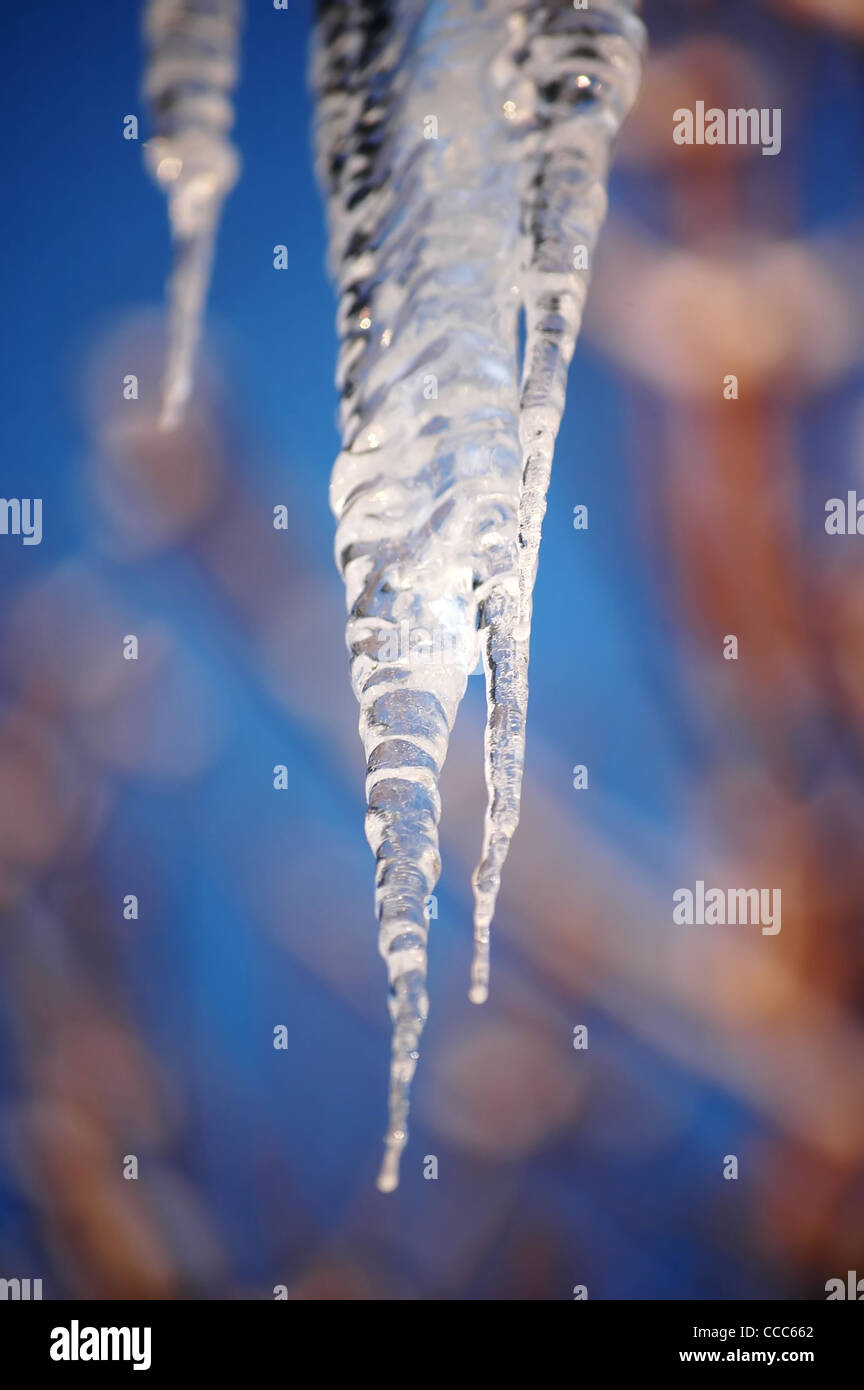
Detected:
left=314, top=0, right=645, bottom=1190
left=143, top=0, right=242, bottom=428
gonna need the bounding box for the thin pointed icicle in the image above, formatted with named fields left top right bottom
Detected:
left=314, top=0, right=644, bottom=1187
left=470, top=0, right=646, bottom=1002
left=143, top=0, right=242, bottom=430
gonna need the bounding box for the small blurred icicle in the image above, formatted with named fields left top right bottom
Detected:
left=143, top=0, right=242, bottom=430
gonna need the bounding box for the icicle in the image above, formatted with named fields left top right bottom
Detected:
left=314, top=0, right=644, bottom=1188
left=470, top=0, right=646, bottom=1000
left=143, top=0, right=243, bottom=430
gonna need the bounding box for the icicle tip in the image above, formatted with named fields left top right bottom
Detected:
left=376, top=1133, right=405, bottom=1193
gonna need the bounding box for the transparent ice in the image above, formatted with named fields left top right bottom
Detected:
left=313, top=0, right=645, bottom=1190
left=141, top=0, right=643, bottom=1192
left=143, top=0, right=243, bottom=429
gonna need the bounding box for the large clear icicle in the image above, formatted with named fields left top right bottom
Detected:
left=314, top=0, right=522, bottom=1190
left=143, top=0, right=242, bottom=429
left=314, top=0, right=643, bottom=1190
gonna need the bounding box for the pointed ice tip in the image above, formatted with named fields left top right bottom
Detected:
left=376, top=1145, right=401, bottom=1193
left=470, top=899, right=492, bottom=1004
left=159, top=371, right=189, bottom=433
left=469, top=939, right=490, bottom=1003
